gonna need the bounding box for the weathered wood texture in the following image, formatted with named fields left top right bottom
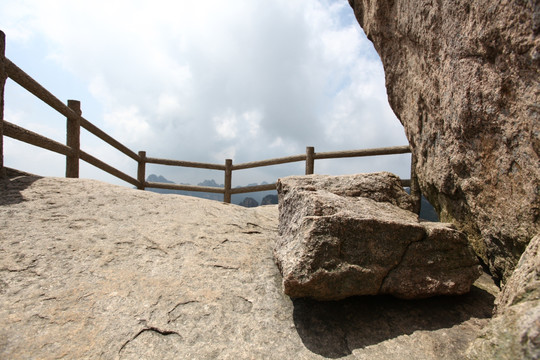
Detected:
left=5, top=58, right=140, bottom=162
left=137, top=151, right=146, bottom=190
left=233, top=154, right=306, bottom=170
left=79, top=117, right=139, bottom=161
left=230, top=183, right=277, bottom=194
left=79, top=150, right=138, bottom=187
left=305, top=146, right=315, bottom=175
left=224, top=159, right=232, bottom=203
left=314, top=145, right=411, bottom=159
left=66, top=100, right=81, bottom=178
left=3, top=120, right=72, bottom=156
left=145, top=156, right=225, bottom=170
left=145, top=181, right=225, bottom=194
left=4, top=118, right=137, bottom=187
left=5, top=58, right=73, bottom=119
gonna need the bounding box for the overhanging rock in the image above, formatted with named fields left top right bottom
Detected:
left=274, top=173, right=481, bottom=300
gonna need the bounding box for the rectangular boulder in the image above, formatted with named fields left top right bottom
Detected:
left=274, top=173, right=481, bottom=300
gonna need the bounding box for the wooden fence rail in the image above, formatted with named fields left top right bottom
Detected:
left=3, top=120, right=72, bottom=156
left=0, top=30, right=421, bottom=212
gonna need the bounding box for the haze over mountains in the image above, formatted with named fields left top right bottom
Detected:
left=145, top=174, right=278, bottom=207
left=145, top=174, right=438, bottom=221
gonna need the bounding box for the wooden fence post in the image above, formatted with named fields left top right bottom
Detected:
left=137, top=151, right=146, bottom=190
left=410, top=151, right=421, bottom=215
left=0, top=31, right=6, bottom=178
left=305, top=146, right=315, bottom=175
left=224, top=159, right=232, bottom=203
left=66, top=99, right=81, bottom=178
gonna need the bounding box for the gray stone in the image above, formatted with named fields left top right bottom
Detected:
left=467, top=234, right=540, bottom=359
left=347, top=1, right=540, bottom=356
left=277, top=171, right=415, bottom=212
left=0, top=172, right=498, bottom=359
left=275, top=173, right=481, bottom=300
left=348, top=0, right=540, bottom=282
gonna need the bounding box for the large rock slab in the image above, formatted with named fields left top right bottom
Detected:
left=348, top=0, right=540, bottom=282
left=0, top=171, right=498, bottom=359
left=467, top=233, right=540, bottom=359
left=275, top=173, right=481, bottom=300
left=277, top=171, right=415, bottom=212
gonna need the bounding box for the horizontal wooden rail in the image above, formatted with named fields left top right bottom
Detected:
left=314, top=145, right=411, bottom=160
left=79, top=150, right=139, bottom=187
left=5, top=58, right=77, bottom=123
left=3, top=120, right=138, bottom=187
left=146, top=156, right=225, bottom=171
left=232, top=146, right=411, bottom=171
left=1, top=29, right=420, bottom=211
left=3, top=120, right=72, bottom=156
left=144, top=179, right=412, bottom=196
left=144, top=182, right=278, bottom=196
left=5, top=57, right=140, bottom=163
left=233, top=154, right=306, bottom=171
left=230, top=183, right=277, bottom=194
left=145, top=181, right=225, bottom=194
left=80, top=117, right=140, bottom=162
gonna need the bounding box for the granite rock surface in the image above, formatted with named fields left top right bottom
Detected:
left=275, top=173, right=481, bottom=300
left=0, top=171, right=497, bottom=359
left=348, top=0, right=540, bottom=282
left=467, top=233, right=540, bottom=359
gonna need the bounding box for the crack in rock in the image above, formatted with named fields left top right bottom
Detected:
left=167, top=301, right=199, bottom=323
left=378, top=234, right=424, bottom=293
left=212, top=264, right=239, bottom=270
left=118, top=326, right=182, bottom=355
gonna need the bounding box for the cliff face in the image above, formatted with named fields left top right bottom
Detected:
left=348, top=0, right=540, bottom=281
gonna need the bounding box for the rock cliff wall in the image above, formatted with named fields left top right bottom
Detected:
left=348, top=0, right=540, bottom=281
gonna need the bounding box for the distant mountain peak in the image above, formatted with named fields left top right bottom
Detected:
left=146, top=174, right=174, bottom=183
left=238, top=197, right=259, bottom=208
left=198, top=179, right=222, bottom=187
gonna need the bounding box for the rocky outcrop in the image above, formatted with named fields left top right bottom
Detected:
left=277, top=172, right=416, bottom=211
left=274, top=173, right=481, bottom=300
left=466, top=233, right=540, bottom=359
left=348, top=0, right=540, bottom=281
left=0, top=172, right=498, bottom=359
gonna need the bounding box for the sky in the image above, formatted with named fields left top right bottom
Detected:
left=0, top=0, right=410, bottom=188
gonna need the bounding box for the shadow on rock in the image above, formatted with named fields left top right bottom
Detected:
left=292, top=285, right=495, bottom=358
left=1, top=168, right=43, bottom=205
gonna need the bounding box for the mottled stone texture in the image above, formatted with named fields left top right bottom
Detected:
left=0, top=172, right=498, bottom=359
left=467, top=234, right=540, bottom=359
left=277, top=171, right=415, bottom=212
left=275, top=173, right=480, bottom=300
left=348, top=0, right=540, bottom=282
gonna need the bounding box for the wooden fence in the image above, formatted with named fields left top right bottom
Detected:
left=0, top=30, right=421, bottom=212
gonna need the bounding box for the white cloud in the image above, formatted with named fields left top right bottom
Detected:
left=0, top=0, right=409, bottom=186
left=213, top=109, right=238, bottom=140
left=103, top=106, right=151, bottom=144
